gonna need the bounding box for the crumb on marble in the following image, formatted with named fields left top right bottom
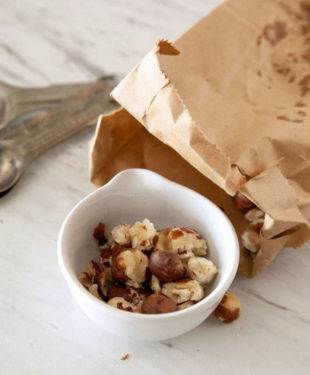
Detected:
left=121, top=353, right=130, bottom=361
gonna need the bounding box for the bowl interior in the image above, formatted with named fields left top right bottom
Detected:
left=59, top=169, right=239, bottom=310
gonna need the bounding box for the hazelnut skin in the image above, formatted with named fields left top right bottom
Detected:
left=213, top=291, right=242, bottom=323
left=141, top=294, right=178, bottom=314
left=232, top=192, right=255, bottom=213
left=149, top=250, right=186, bottom=282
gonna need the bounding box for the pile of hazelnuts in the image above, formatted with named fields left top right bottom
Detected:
left=80, top=219, right=218, bottom=314
left=233, top=192, right=265, bottom=256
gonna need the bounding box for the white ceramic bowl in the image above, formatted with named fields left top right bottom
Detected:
left=58, top=169, right=239, bottom=341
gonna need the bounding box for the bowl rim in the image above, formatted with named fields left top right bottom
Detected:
left=58, top=168, right=239, bottom=321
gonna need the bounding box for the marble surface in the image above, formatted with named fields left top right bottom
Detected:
left=0, top=0, right=309, bottom=374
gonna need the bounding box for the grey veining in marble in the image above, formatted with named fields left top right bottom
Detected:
left=0, top=1, right=309, bottom=374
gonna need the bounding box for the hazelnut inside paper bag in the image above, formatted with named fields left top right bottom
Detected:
left=90, top=0, right=310, bottom=277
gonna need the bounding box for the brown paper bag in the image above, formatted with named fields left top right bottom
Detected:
left=90, top=0, right=310, bottom=277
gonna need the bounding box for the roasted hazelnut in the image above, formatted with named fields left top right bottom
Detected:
left=79, top=272, right=92, bottom=288
left=214, top=291, right=242, bottom=323
left=162, top=279, right=204, bottom=304
left=249, top=220, right=264, bottom=232
left=149, top=250, right=186, bottom=282
left=244, top=208, right=264, bottom=233
left=139, top=285, right=151, bottom=299
left=150, top=275, right=161, bottom=294
left=93, top=222, right=107, bottom=245
left=108, top=297, right=136, bottom=312
left=99, top=248, right=112, bottom=267
left=154, top=228, right=172, bottom=251
left=177, top=301, right=195, bottom=310
left=232, top=192, right=254, bottom=213
left=98, top=232, right=115, bottom=250
left=129, top=218, right=157, bottom=250
left=111, top=245, right=149, bottom=288
left=244, top=208, right=264, bottom=222
left=187, top=257, right=218, bottom=285
left=107, top=284, right=141, bottom=305
left=87, top=260, right=103, bottom=282
left=141, top=294, right=178, bottom=314
left=169, top=227, right=207, bottom=258
left=88, top=284, right=104, bottom=301
left=241, top=228, right=260, bottom=253
left=97, top=268, right=114, bottom=297
left=111, top=224, right=131, bottom=246
left=110, top=245, right=129, bottom=282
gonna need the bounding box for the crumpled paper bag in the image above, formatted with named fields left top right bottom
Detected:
left=90, top=0, right=310, bottom=277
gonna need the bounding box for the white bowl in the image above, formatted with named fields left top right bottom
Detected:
left=58, top=169, right=239, bottom=341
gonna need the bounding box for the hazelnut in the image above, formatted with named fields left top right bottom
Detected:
left=214, top=291, right=242, bottom=323
left=98, top=232, right=115, bottom=250
left=141, top=294, right=178, bottom=314
left=111, top=245, right=149, bottom=288
left=97, top=268, right=114, bottom=297
left=88, top=284, right=104, bottom=301
left=87, top=260, right=103, bottom=282
left=154, top=228, right=172, bottom=251
left=108, top=297, right=136, bottom=312
left=244, top=208, right=264, bottom=222
left=150, top=275, right=161, bottom=294
left=232, top=192, right=254, bottom=213
left=249, top=219, right=264, bottom=232
left=169, top=227, right=207, bottom=258
left=107, top=284, right=141, bottom=305
left=93, top=222, right=107, bottom=245
left=111, top=224, right=131, bottom=246
left=149, top=250, right=186, bottom=282
left=162, top=279, right=204, bottom=304
left=244, top=208, right=265, bottom=232
left=177, top=301, right=195, bottom=310
left=241, top=228, right=260, bottom=253
left=99, top=248, right=112, bottom=267
left=129, top=219, right=157, bottom=250
left=187, top=257, right=218, bottom=285
left=79, top=272, right=92, bottom=288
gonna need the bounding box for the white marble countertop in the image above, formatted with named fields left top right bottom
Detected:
left=1, top=0, right=309, bottom=374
